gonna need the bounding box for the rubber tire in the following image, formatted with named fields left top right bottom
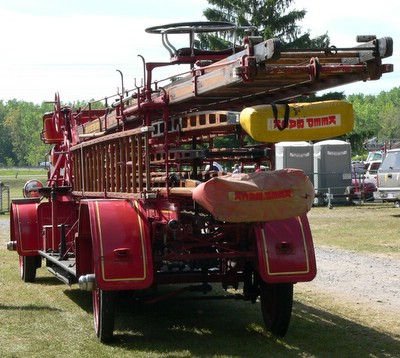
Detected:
left=93, top=288, right=115, bottom=343
left=260, top=282, right=293, bottom=337
left=20, top=256, right=38, bottom=283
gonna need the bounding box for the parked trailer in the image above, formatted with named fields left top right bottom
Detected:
left=7, top=22, right=393, bottom=342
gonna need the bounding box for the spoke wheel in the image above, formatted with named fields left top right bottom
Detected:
left=19, top=255, right=38, bottom=283
left=259, top=282, right=293, bottom=337
left=93, top=288, right=115, bottom=342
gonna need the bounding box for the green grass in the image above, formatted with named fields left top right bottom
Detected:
left=1, top=171, right=399, bottom=356
left=0, top=168, right=47, bottom=176
left=0, top=168, right=47, bottom=205
left=308, top=202, right=400, bottom=258
left=0, top=235, right=399, bottom=357
left=1, top=205, right=400, bottom=356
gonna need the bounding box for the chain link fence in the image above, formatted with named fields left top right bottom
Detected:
left=0, top=182, right=10, bottom=214
left=312, top=171, right=375, bottom=207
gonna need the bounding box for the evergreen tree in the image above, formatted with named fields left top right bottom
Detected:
left=201, top=0, right=329, bottom=49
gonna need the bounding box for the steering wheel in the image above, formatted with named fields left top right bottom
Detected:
left=146, top=22, right=256, bottom=58
left=145, top=21, right=238, bottom=35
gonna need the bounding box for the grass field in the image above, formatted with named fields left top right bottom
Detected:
left=0, top=169, right=399, bottom=357
left=0, top=168, right=47, bottom=211
left=308, top=201, right=400, bottom=259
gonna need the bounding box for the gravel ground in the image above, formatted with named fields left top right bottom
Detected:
left=0, top=217, right=8, bottom=231
left=303, top=247, right=400, bottom=312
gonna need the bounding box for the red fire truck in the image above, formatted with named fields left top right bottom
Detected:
left=7, top=22, right=393, bottom=342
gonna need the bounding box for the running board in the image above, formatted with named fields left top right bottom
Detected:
left=39, top=250, right=77, bottom=285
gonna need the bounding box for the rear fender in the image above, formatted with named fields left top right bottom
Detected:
left=82, top=199, right=154, bottom=290
left=255, top=214, right=316, bottom=283
left=10, top=199, right=41, bottom=256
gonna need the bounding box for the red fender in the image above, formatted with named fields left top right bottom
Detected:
left=10, top=199, right=41, bottom=256
left=255, top=214, right=317, bottom=283
left=83, top=199, right=154, bottom=290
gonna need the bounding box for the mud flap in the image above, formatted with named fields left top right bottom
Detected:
left=255, top=215, right=317, bottom=283
left=84, top=199, right=154, bottom=290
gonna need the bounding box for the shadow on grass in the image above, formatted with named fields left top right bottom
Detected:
left=34, top=276, right=64, bottom=285
left=63, top=289, right=92, bottom=313
left=0, top=303, right=62, bottom=312
left=64, top=287, right=400, bottom=357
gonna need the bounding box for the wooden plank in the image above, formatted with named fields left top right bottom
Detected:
left=100, top=144, right=105, bottom=193
left=120, top=137, right=127, bottom=192
left=105, top=143, right=110, bottom=192
left=131, top=135, right=137, bottom=193
left=94, top=144, right=99, bottom=192
left=110, top=143, right=115, bottom=192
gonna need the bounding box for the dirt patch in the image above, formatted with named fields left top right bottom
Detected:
left=296, top=246, right=400, bottom=338
left=0, top=217, right=9, bottom=241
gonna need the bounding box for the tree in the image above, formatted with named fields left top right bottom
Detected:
left=0, top=101, right=16, bottom=166
left=378, top=106, right=400, bottom=139
left=2, top=100, right=51, bottom=166
left=201, top=0, right=329, bottom=49
left=345, top=87, right=400, bottom=155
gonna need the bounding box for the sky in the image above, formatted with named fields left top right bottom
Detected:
left=0, top=0, right=398, bottom=104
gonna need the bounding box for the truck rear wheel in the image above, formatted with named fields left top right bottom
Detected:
left=260, top=282, right=293, bottom=337
left=93, top=288, right=115, bottom=342
left=19, top=255, right=38, bottom=283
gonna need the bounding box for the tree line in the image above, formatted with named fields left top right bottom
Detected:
left=0, top=88, right=399, bottom=166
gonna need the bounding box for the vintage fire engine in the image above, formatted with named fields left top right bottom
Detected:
left=7, top=22, right=393, bottom=342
